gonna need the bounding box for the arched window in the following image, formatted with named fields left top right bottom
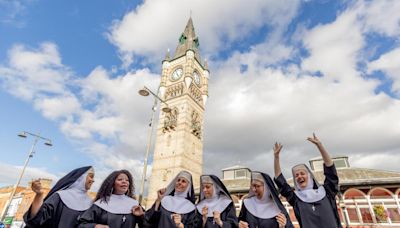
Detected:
left=369, top=188, right=398, bottom=224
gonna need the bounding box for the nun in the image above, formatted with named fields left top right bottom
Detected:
left=273, top=134, right=341, bottom=228
left=238, top=172, right=292, bottom=228
left=197, top=175, right=238, bottom=228
left=145, top=170, right=198, bottom=228
left=78, top=169, right=144, bottom=227
left=24, top=166, right=95, bottom=228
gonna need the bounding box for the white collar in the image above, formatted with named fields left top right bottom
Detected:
left=161, top=195, right=195, bottom=214
left=94, top=194, right=139, bottom=214
left=244, top=176, right=280, bottom=219
left=244, top=197, right=281, bottom=219
left=57, top=170, right=93, bottom=211
left=197, top=175, right=232, bottom=217
left=196, top=195, right=231, bottom=217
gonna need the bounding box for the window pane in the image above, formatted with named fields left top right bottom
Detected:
left=388, top=208, right=400, bottom=223
left=347, top=208, right=359, bottom=223
left=235, top=170, right=246, bottom=178
left=360, top=208, right=373, bottom=223
left=223, top=171, right=234, bottom=179
left=333, top=159, right=347, bottom=168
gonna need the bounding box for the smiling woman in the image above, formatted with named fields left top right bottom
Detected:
left=145, top=170, right=199, bottom=228
left=78, top=170, right=144, bottom=228
left=23, top=166, right=94, bottom=228
left=273, top=134, right=341, bottom=228
left=238, top=172, right=292, bottom=228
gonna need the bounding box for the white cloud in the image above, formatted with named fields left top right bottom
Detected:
left=203, top=53, right=400, bottom=175
left=107, top=0, right=300, bottom=66
left=201, top=0, right=400, bottom=176
left=368, top=48, right=400, bottom=95
left=0, top=42, right=161, bottom=189
left=34, top=95, right=81, bottom=120
left=301, top=6, right=363, bottom=82
left=0, top=42, right=71, bottom=100
left=0, top=162, right=58, bottom=187
left=362, top=0, right=400, bottom=37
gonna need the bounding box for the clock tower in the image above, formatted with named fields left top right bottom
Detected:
left=145, top=18, right=209, bottom=208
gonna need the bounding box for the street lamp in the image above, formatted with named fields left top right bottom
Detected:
left=138, top=86, right=170, bottom=205
left=0, top=131, right=52, bottom=222
left=138, top=86, right=171, bottom=113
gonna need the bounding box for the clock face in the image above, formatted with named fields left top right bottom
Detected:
left=171, top=68, right=183, bottom=81
left=193, top=71, right=201, bottom=86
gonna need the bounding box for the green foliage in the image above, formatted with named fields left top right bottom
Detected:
left=373, top=205, right=387, bottom=222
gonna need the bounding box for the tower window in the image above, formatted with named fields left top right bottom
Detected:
left=179, top=34, right=187, bottom=44
left=193, top=37, right=199, bottom=48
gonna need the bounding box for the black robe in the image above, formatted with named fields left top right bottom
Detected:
left=238, top=172, right=293, bottom=228
left=23, top=193, right=84, bottom=228
left=239, top=204, right=282, bottom=228
left=23, top=166, right=92, bottom=228
left=200, top=202, right=238, bottom=228
left=78, top=204, right=144, bottom=228
left=274, top=164, right=341, bottom=228
left=144, top=203, right=199, bottom=228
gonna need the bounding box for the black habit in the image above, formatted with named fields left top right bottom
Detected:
left=274, top=164, right=341, bottom=228
left=144, top=170, right=199, bottom=228
left=197, top=175, right=238, bottom=228
left=145, top=204, right=198, bottom=228
left=78, top=204, right=144, bottom=228
left=23, top=166, right=92, bottom=228
left=201, top=202, right=237, bottom=228
left=238, top=172, right=293, bottom=228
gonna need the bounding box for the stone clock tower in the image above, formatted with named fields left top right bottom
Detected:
left=145, top=18, right=209, bottom=208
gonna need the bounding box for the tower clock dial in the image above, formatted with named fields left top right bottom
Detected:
left=193, top=71, right=201, bottom=86
left=171, top=68, right=183, bottom=81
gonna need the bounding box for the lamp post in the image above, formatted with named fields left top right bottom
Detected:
left=138, top=86, right=170, bottom=205
left=0, top=131, right=52, bottom=222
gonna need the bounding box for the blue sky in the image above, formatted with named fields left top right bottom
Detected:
left=1, top=0, right=400, bottom=192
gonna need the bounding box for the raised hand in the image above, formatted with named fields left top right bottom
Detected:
left=131, top=205, right=144, bottom=217
left=172, top=214, right=183, bottom=228
left=157, top=188, right=166, bottom=202
left=273, top=142, right=283, bottom=158
left=307, top=133, right=321, bottom=146
left=238, top=221, right=249, bottom=228
left=31, top=179, right=43, bottom=195
left=275, top=213, right=287, bottom=227
left=202, top=206, right=208, bottom=218
left=273, top=142, right=283, bottom=177
left=307, top=133, right=333, bottom=166
left=213, top=211, right=223, bottom=227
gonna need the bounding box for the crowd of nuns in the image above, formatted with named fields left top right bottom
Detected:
left=23, top=134, right=342, bottom=228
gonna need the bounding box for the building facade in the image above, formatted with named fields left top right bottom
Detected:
left=0, top=179, right=52, bottom=227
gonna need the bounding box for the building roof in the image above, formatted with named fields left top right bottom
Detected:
left=221, top=165, right=250, bottom=171
left=309, top=155, right=348, bottom=162
left=287, top=167, right=400, bottom=187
